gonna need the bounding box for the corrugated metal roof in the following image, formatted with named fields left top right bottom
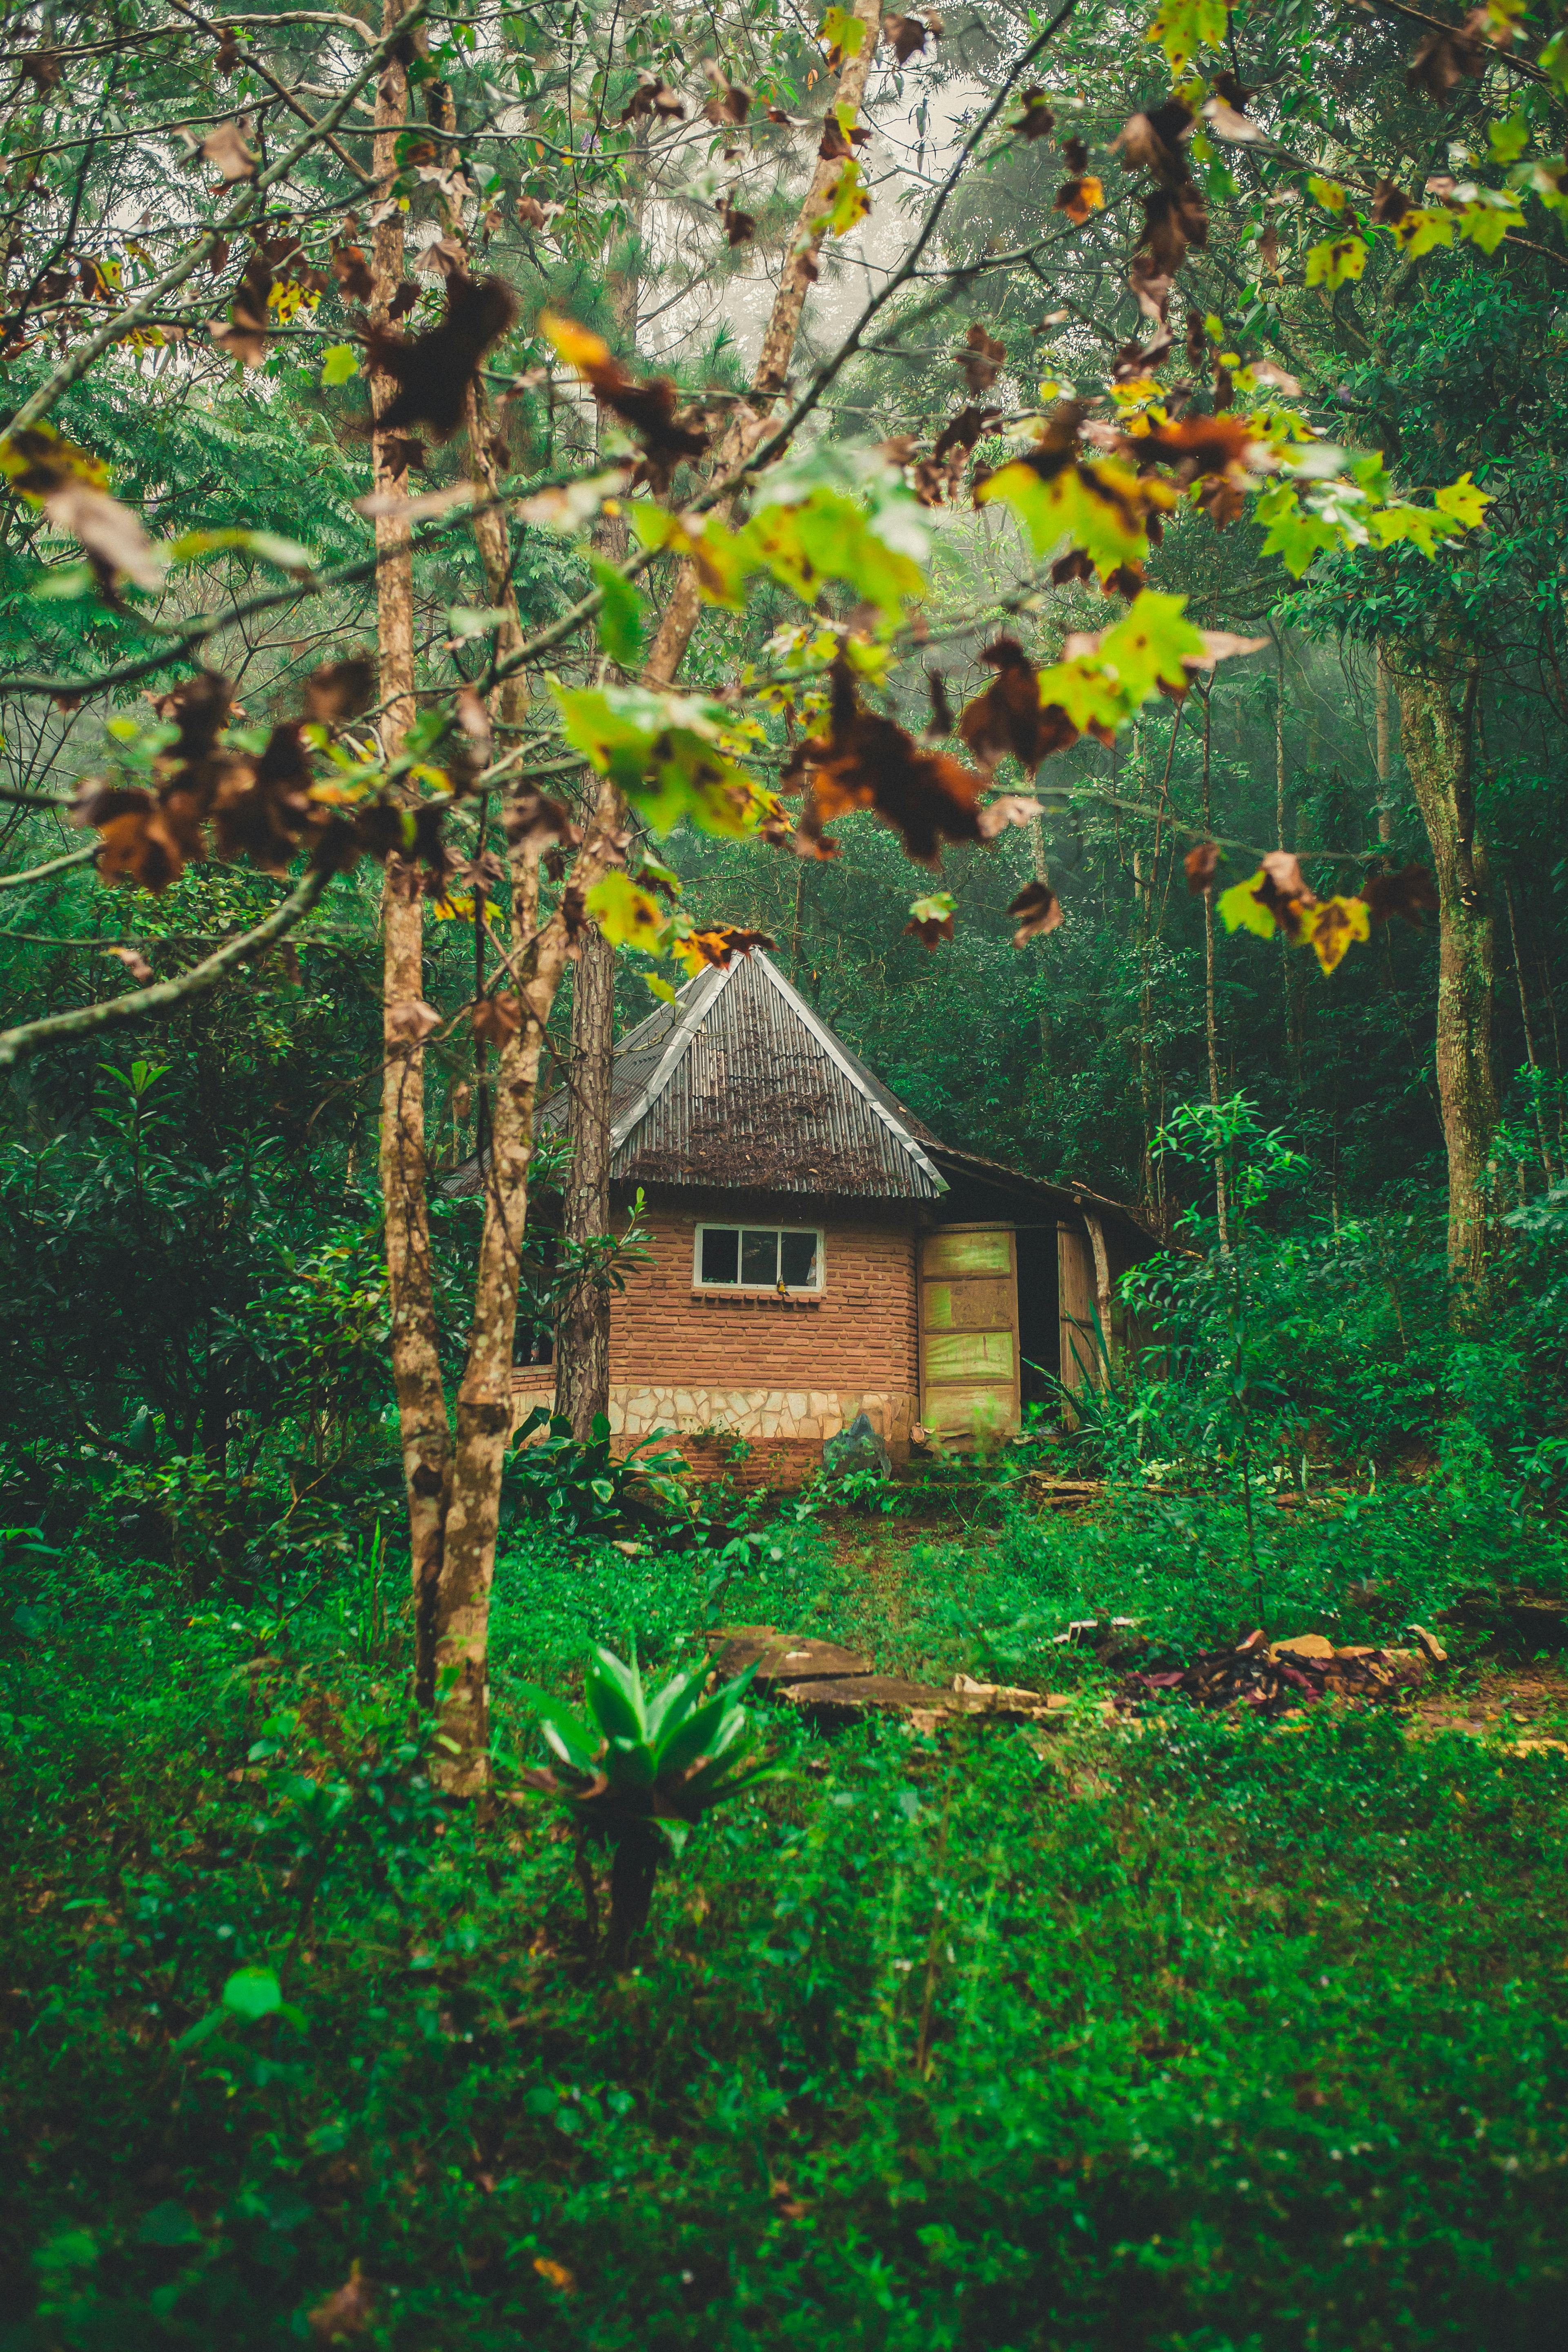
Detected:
left=538, top=952, right=944, bottom=1198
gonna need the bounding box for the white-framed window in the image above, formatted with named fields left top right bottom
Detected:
left=693, top=1223, right=824, bottom=1292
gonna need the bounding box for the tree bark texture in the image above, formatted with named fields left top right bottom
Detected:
left=642, top=0, right=884, bottom=688
left=553, top=200, right=642, bottom=1438
left=371, top=19, right=452, bottom=1710
left=1389, top=653, right=1497, bottom=1290
left=556, top=927, right=616, bottom=1436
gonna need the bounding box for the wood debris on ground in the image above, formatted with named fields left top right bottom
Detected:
left=1118, top=1625, right=1448, bottom=1719
left=705, top=1626, right=1071, bottom=1730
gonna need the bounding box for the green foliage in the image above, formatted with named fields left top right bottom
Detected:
left=503, top=1412, right=691, bottom=1541
left=4, top=1519, right=1568, bottom=2347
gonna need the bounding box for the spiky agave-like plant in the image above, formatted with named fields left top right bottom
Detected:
left=522, top=1646, right=772, bottom=1965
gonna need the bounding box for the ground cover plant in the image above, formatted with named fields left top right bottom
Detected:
left=5, top=1477, right=1568, bottom=2352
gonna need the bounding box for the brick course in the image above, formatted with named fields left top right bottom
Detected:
left=610, top=1188, right=919, bottom=1394
left=511, top=1187, right=922, bottom=1463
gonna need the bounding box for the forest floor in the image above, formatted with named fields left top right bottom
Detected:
left=5, top=1481, right=1568, bottom=2350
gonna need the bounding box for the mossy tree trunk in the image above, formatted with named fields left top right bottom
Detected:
left=1387, top=647, right=1497, bottom=1295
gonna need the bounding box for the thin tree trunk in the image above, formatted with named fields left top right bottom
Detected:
left=1200, top=684, right=1229, bottom=1245
left=641, top=0, right=883, bottom=688
left=372, top=10, right=451, bottom=1708
left=1374, top=644, right=1394, bottom=844
left=1388, top=653, right=1497, bottom=1291
left=554, top=198, right=642, bottom=1438
left=1503, top=874, right=1553, bottom=1180
left=557, top=927, right=615, bottom=1436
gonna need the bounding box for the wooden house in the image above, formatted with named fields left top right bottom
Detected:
left=509, top=951, right=1158, bottom=1485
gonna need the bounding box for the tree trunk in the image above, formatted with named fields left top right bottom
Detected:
left=641, top=0, right=883, bottom=688
left=557, top=927, right=615, bottom=1437
left=371, top=12, right=452, bottom=1710
left=1389, top=653, right=1496, bottom=1291
left=553, top=192, right=642, bottom=1438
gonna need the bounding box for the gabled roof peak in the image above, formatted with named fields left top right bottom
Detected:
left=561, top=949, right=946, bottom=1199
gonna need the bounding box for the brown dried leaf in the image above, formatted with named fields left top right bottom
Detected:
left=704, top=62, right=753, bottom=122
left=503, top=787, right=575, bottom=857
left=105, top=943, right=154, bottom=983
left=201, top=119, right=260, bottom=183
left=680, top=925, right=777, bottom=969
left=718, top=196, right=756, bottom=246
left=330, top=239, right=374, bottom=304
left=956, top=322, right=1006, bottom=393
left=1112, top=100, right=1192, bottom=181
left=471, top=992, right=522, bottom=1047
left=1361, top=862, right=1438, bottom=927
left=152, top=670, right=233, bottom=760
left=541, top=314, right=710, bottom=494
left=386, top=997, right=442, bottom=1043
left=925, top=668, right=954, bottom=737
left=45, top=480, right=163, bottom=593
left=1184, top=839, right=1219, bottom=893
left=958, top=637, right=1078, bottom=774
left=303, top=657, right=374, bottom=727
left=883, top=13, right=929, bottom=60
left=454, top=683, right=493, bottom=758
left=788, top=664, right=990, bottom=865
left=1406, top=13, right=1485, bottom=98
left=977, top=792, right=1044, bottom=840
left=1009, top=878, right=1063, bottom=944
left=621, top=71, right=685, bottom=122
left=308, top=2262, right=374, bottom=2341
left=365, top=274, right=517, bottom=441
left=1013, top=87, right=1054, bottom=140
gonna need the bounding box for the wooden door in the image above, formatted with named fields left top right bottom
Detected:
left=1057, top=1221, right=1105, bottom=1396
left=918, top=1225, right=1019, bottom=1443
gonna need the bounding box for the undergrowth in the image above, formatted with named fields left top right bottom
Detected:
left=4, top=1487, right=1568, bottom=2351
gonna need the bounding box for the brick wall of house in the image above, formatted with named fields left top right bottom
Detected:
left=609, top=1187, right=920, bottom=1393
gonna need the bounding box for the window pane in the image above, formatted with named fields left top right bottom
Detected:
left=741, top=1229, right=777, bottom=1285
left=700, top=1227, right=739, bottom=1284
left=780, top=1230, right=818, bottom=1288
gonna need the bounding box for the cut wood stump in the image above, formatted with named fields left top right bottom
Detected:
left=704, top=1626, right=1068, bottom=1731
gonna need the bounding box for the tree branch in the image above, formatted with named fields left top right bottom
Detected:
left=0, top=861, right=331, bottom=1067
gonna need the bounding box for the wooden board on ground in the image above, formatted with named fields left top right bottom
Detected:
left=705, top=1626, right=1067, bottom=1730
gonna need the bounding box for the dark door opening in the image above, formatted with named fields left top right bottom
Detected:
left=1016, top=1223, right=1060, bottom=1408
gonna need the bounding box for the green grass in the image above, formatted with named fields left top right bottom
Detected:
left=3, top=1493, right=1568, bottom=2350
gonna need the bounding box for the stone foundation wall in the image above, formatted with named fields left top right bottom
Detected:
left=510, top=1376, right=916, bottom=1456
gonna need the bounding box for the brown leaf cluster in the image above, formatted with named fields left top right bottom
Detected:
left=365, top=274, right=517, bottom=440
left=958, top=637, right=1078, bottom=773
left=545, top=317, right=711, bottom=494
left=884, top=12, right=939, bottom=61
left=621, top=71, right=685, bottom=122
left=704, top=62, right=753, bottom=124
left=1009, top=878, right=1063, bottom=944
left=1361, top=862, right=1439, bottom=927
left=1012, top=87, right=1054, bottom=140
left=1405, top=9, right=1492, bottom=98
left=955, top=322, right=1006, bottom=393
left=71, top=656, right=467, bottom=895
left=784, top=664, right=991, bottom=864
left=1121, top=1627, right=1437, bottom=1717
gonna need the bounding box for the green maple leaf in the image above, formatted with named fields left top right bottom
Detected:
left=1453, top=197, right=1523, bottom=255
left=1255, top=484, right=1340, bottom=578
left=1217, top=869, right=1277, bottom=940
left=590, top=559, right=646, bottom=667
left=1366, top=504, right=1456, bottom=557
left=320, top=343, right=359, bottom=386
left=1304, top=236, right=1367, bottom=290
left=552, top=683, right=760, bottom=836
left=1433, top=471, right=1491, bottom=529
left=1389, top=207, right=1454, bottom=257
left=585, top=871, right=666, bottom=950
left=1144, top=0, right=1229, bottom=71
left=976, top=458, right=1151, bottom=577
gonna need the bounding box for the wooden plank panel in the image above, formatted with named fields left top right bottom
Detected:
left=1057, top=1223, right=1102, bottom=1396
left=924, top=1328, right=1014, bottom=1382
left=923, top=1381, right=1018, bottom=1435
left=919, top=1225, right=1019, bottom=1441
left=922, top=1227, right=1012, bottom=1278
left=922, top=1276, right=1013, bottom=1332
